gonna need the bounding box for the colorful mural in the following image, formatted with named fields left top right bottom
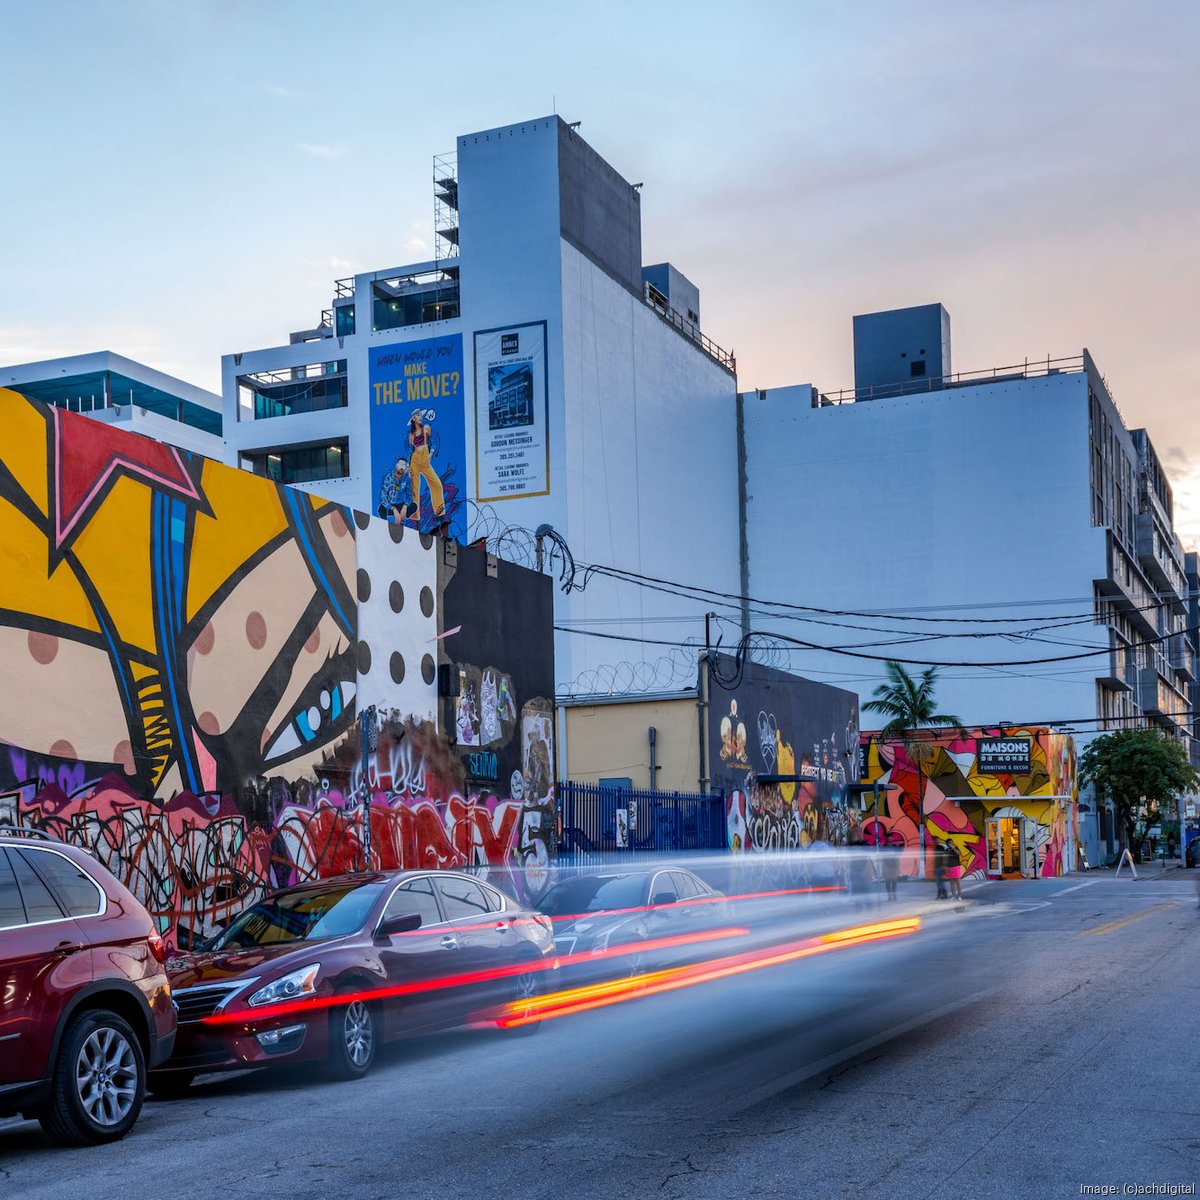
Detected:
left=707, top=655, right=859, bottom=854
left=858, top=726, right=1077, bottom=879
left=0, top=387, right=556, bottom=942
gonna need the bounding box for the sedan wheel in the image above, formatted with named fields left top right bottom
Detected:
left=325, top=998, right=376, bottom=1080
left=502, top=963, right=543, bottom=1036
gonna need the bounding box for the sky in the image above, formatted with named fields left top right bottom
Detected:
left=2, top=0, right=1198, bottom=546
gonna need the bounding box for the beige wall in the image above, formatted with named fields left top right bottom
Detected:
left=562, top=697, right=699, bottom=792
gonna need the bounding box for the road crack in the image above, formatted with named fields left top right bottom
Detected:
left=1048, top=979, right=1090, bottom=1004
left=659, top=1154, right=705, bottom=1190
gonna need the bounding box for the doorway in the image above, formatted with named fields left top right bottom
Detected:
left=985, top=816, right=1039, bottom=879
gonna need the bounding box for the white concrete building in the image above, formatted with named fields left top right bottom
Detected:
left=222, top=116, right=741, bottom=697
left=739, top=307, right=1194, bottom=860
left=0, top=352, right=223, bottom=457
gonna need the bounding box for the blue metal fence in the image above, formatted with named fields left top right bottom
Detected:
left=556, top=782, right=726, bottom=860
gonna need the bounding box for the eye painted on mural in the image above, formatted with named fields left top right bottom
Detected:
left=261, top=647, right=357, bottom=765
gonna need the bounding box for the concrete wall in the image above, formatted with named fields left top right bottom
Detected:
left=562, top=696, right=698, bottom=791
left=557, top=119, right=642, bottom=296
left=555, top=242, right=740, bottom=693
left=741, top=371, right=1107, bottom=728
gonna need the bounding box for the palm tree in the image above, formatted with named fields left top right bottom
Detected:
left=863, top=661, right=966, bottom=876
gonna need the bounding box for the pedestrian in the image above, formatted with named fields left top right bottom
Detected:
left=933, top=839, right=948, bottom=899
left=880, top=843, right=900, bottom=902
left=945, top=840, right=964, bottom=900
left=847, top=840, right=876, bottom=911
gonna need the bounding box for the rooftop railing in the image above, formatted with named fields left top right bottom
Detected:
left=814, top=354, right=1086, bottom=406
left=642, top=283, right=736, bottom=375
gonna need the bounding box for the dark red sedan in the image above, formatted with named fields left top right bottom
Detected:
left=153, top=870, right=555, bottom=1093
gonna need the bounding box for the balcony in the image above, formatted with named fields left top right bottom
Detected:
left=1169, top=633, right=1197, bottom=683
left=1134, top=512, right=1185, bottom=595
left=1096, top=631, right=1132, bottom=690
left=1137, top=665, right=1188, bottom=723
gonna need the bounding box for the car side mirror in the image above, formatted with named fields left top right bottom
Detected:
left=651, top=891, right=677, bottom=907
left=377, top=911, right=422, bottom=938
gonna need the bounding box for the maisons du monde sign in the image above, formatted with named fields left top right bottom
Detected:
left=977, top=736, right=1032, bottom=775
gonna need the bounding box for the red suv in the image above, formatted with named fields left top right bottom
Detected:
left=0, top=829, right=176, bottom=1145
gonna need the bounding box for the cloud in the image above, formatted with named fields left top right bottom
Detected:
left=1165, top=446, right=1200, bottom=553
left=263, top=83, right=297, bottom=99
left=296, top=143, right=345, bottom=161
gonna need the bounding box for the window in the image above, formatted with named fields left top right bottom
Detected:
left=434, top=876, right=492, bottom=920
left=650, top=872, right=679, bottom=903
left=385, top=877, right=442, bottom=929
left=244, top=441, right=349, bottom=485
left=20, top=849, right=101, bottom=917
left=207, top=882, right=387, bottom=949
left=335, top=305, right=356, bottom=338
left=10, top=850, right=65, bottom=923
left=0, top=849, right=25, bottom=929
left=671, top=871, right=702, bottom=900
left=238, top=361, right=349, bottom=422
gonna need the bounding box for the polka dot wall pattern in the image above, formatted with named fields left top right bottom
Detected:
left=354, top=516, right=439, bottom=724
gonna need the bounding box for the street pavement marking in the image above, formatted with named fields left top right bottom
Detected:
left=1079, top=902, right=1177, bottom=936
left=1053, top=880, right=1098, bottom=896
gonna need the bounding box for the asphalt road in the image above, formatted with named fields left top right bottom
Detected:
left=3, top=868, right=1198, bottom=1200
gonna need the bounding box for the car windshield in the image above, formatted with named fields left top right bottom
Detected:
left=208, top=881, right=386, bottom=950
left=538, top=874, right=648, bottom=915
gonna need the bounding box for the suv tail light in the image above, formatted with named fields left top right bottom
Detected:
left=148, top=933, right=167, bottom=964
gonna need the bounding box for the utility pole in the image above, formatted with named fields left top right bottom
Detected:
left=359, top=704, right=377, bottom=871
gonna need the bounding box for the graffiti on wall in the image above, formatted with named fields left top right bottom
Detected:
left=0, top=388, right=557, bottom=942
left=858, top=726, right=1077, bottom=878
left=707, top=654, right=859, bottom=855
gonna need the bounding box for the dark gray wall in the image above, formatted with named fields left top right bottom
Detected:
left=557, top=121, right=643, bottom=296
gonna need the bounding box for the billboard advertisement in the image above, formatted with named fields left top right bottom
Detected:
left=370, top=333, right=466, bottom=541
left=473, top=321, right=549, bottom=501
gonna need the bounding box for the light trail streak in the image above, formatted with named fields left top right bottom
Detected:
left=488, top=917, right=922, bottom=1028
left=545, top=884, right=846, bottom=925
left=198, top=925, right=750, bottom=1028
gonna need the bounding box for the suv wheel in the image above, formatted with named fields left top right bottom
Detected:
left=39, top=1010, right=146, bottom=1146
left=324, top=998, right=376, bottom=1080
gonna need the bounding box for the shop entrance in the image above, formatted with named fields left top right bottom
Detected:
left=985, top=816, right=1039, bottom=878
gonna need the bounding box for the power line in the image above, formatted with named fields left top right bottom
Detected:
left=576, top=560, right=1197, bottom=627
left=556, top=617, right=1198, bottom=671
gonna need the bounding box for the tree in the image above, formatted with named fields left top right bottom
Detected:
left=1079, top=727, right=1198, bottom=858
left=863, top=661, right=966, bottom=871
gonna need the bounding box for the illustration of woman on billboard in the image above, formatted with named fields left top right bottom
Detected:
left=408, top=408, right=445, bottom=525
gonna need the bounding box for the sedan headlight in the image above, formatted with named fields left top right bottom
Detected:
left=247, top=963, right=320, bottom=1008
